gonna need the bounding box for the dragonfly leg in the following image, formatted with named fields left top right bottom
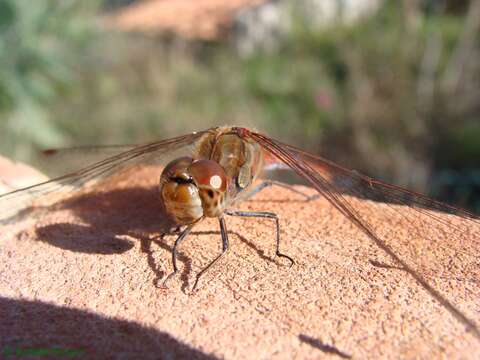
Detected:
left=225, top=210, right=294, bottom=267
left=161, top=224, right=195, bottom=288
left=192, top=217, right=230, bottom=291
left=245, top=180, right=319, bottom=201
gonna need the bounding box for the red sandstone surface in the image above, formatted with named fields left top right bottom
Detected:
left=0, top=159, right=479, bottom=359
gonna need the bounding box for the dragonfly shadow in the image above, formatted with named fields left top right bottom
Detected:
left=36, top=223, right=135, bottom=254
left=140, top=230, right=278, bottom=293
left=34, top=186, right=175, bottom=255
left=136, top=232, right=193, bottom=293
left=33, top=185, right=278, bottom=293
left=298, top=334, right=352, bottom=359
left=234, top=232, right=277, bottom=264
left=188, top=230, right=279, bottom=268
left=369, top=259, right=405, bottom=271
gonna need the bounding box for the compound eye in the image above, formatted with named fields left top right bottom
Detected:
left=160, top=156, right=194, bottom=184
left=189, top=160, right=227, bottom=192
left=163, top=157, right=194, bottom=176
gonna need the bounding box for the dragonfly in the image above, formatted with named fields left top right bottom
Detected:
left=0, top=126, right=479, bottom=337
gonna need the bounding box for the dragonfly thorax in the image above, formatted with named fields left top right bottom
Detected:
left=196, top=129, right=264, bottom=199
left=159, top=157, right=227, bottom=225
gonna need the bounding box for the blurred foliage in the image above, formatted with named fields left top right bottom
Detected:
left=0, top=0, right=99, bottom=159
left=101, top=0, right=136, bottom=11
left=0, top=0, right=478, bottom=211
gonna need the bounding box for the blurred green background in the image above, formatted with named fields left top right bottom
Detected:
left=0, top=0, right=479, bottom=212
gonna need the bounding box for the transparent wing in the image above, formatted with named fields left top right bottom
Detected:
left=247, top=131, right=480, bottom=338
left=37, top=144, right=140, bottom=177
left=0, top=131, right=207, bottom=223
left=41, top=144, right=138, bottom=157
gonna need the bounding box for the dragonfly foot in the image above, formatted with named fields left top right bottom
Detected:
left=190, top=275, right=202, bottom=294
left=276, top=252, right=295, bottom=267
left=160, top=271, right=178, bottom=289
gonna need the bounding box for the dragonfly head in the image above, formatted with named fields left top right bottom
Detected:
left=160, top=157, right=227, bottom=224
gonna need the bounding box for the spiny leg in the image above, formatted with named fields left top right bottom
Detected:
left=244, top=180, right=319, bottom=202
left=192, top=217, right=229, bottom=291
left=161, top=224, right=195, bottom=288
left=225, top=210, right=294, bottom=267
